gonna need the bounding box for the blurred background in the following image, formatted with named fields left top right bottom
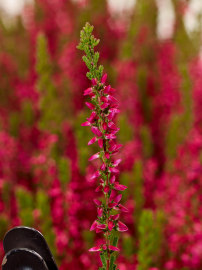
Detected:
left=0, top=0, right=201, bottom=269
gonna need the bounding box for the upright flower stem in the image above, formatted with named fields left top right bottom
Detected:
left=78, top=22, right=128, bottom=270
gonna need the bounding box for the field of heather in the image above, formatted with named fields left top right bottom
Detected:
left=0, top=1, right=201, bottom=269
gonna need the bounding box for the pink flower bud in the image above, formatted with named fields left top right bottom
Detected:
left=101, top=73, right=107, bottom=84
left=84, top=87, right=93, bottom=96
left=97, top=223, right=106, bottom=230
left=97, top=207, right=103, bottom=217
left=103, top=185, right=110, bottom=193
left=89, top=246, right=101, bottom=252
left=109, top=246, right=119, bottom=252
left=91, top=126, right=102, bottom=137
left=117, top=221, right=128, bottom=232
left=118, top=204, right=129, bottom=212
left=110, top=176, right=116, bottom=184
left=93, top=199, right=102, bottom=206
left=85, top=102, right=95, bottom=110
left=114, top=194, right=122, bottom=204
left=114, top=183, right=127, bottom=191
left=81, top=121, right=91, bottom=126
left=92, top=78, right=97, bottom=85
left=108, top=220, right=114, bottom=231
left=89, top=152, right=100, bottom=161
left=91, top=170, right=101, bottom=180
left=98, top=138, right=103, bottom=148
left=90, top=220, right=98, bottom=231
left=88, top=137, right=97, bottom=145
left=109, top=167, right=119, bottom=174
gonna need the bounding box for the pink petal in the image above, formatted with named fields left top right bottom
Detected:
left=91, top=126, right=102, bottom=137
left=108, top=202, right=117, bottom=208
left=113, top=159, right=122, bottom=166
left=114, top=194, right=122, bottom=204
left=109, top=190, right=116, bottom=201
left=102, top=122, right=108, bottom=130
left=107, top=95, right=118, bottom=104
left=108, top=122, right=117, bottom=130
left=117, top=221, right=128, bottom=232
left=93, top=199, right=102, bottom=206
left=108, top=220, right=114, bottom=231
left=110, top=176, right=116, bottom=184
left=114, top=183, right=127, bottom=191
left=118, top=204, right=129, bottom=212
left=98, top=138, right=103, bottom=148
left=85, top=102, right=95, bottom=110
left=88, top=137, right=97, bottom=145
left=89, top=246, right=101, bottom=252
left=90, top=220, right=98, bottom=231
left=81, top=121, right=91, bottom=126
left=84, top=87, right=93, bottom=96
left=97, top=207, right=103, bottom=217
left=87, top=111, right=97, bottom=123
left=100, top=103, right=109, bottom=110
left=89, top=152, right=100, bottom=161
left=101, top=73, right=107, bottom=84
left=103, top=85, right=111, bottom=94
left=105, top=152, right=110, bottom=159
left=97, top=223, right=106, bottom=230
left=110, top=214, right=120, bottom=220
left=103, top=185, right=110, bottom=193
left=100, top=163, right=106, bottom=171
left=91, top=170, right=101, bottom=180
left=92, top=78, right=97, bottom=85
left=95, top=185, right=102, bottom=192
left=105, top=134, right=116, bottom=140
left=109, top=167, right=119, bottom=174
left=109, top=245, right=120, bottom=251
left=101, top=96, right=108, bottom=102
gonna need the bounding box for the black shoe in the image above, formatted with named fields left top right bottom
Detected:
left=2, top=248, right=49, bottom=270
left=3, top=226, right=58, bottom=270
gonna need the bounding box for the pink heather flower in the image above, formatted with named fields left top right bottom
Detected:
left=114, top=183, right=127, bottom=191
left=103, top=185, right=110, bottom=193
left=113, top=159, right=122, bottom=166
left=91, top=126, right=102, bottom=137
left=91, top=170, right=101, bottom=180
left=85, top=102, right=95, bottom=110
left=101, top=73, right=107, bottom=84
left=87, top=111, right=97, bottom=123
left=84, top=87, right=93, bottom=96
left=89, top=152, right=100, bottom=161
left=97, top=223, right=106, bottom=230
left=110, top=175, right=116, bottom=184
left=81, top=121, right=91, bottom=126
left=118, top=204, right=129, bottom=213
left=93, top=199, right=102, bottom=206
left=89, top=246, right=101, bottom=252
left=92, top=78, right=97, bottom=85
left=90, top=220, right=98, bottom=231
left=97, top=207, right=103, bottom=217
left=108, top=220, right=115, bottom=231
left=117, top=221, right=128, bottom=232
left=98, top=138, right=103, bottom=148
left=110, top=214, right=120, bottom=220
left=88, top=137, right=97, bottom=145
left=109, top=246, right=119, bottom=251
left=109, top=167, right=119, bottom=174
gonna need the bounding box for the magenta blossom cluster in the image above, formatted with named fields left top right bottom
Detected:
left=82, top=73, right=128, bottom=254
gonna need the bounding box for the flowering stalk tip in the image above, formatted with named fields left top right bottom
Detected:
left=78, top=22, right=128, bottom=270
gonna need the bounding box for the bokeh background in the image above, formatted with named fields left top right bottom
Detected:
left=0, top=0, right=201, bottom=269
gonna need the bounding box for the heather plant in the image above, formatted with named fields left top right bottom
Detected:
left=78, top=23, right=128, bottom=269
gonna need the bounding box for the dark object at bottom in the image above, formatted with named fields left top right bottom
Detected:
left=2, top=226, right=58, bottom=270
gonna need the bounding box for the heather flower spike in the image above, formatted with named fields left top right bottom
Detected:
left=78, top=22, right=128, bottom=270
